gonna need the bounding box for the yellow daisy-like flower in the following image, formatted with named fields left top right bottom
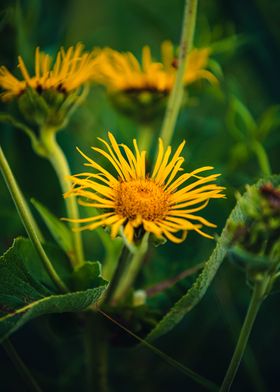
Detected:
left=0, top=43, right=96, bottom=101
left=93, top=41, right=217, bottom=93
left=65, top=133, right=225, bottom=244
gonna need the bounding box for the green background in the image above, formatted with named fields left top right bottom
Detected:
left=0, top=0, right=280, bottom=391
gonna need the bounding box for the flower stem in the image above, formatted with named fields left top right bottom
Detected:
left=103, top=233, right=149, bottom=305
left=0, top=146, right=68, bottom=293
left=251, top=141, right=271, bottom=177
left=112, top=233, right=149, bottom=303
left=160, top=0, right=198, bottom=145
left=39, top=127, right=84, bottom=267
left=2, top=339, right=43, bottom=392
left=220, top=279, right=269, bottom=392
left=103, top=244, right=132, bottom=305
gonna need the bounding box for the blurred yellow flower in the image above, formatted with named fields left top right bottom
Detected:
left=93, top=41, right=217, bottom=93
left=0, top=43, right=96, bottom=101
left=64, top=133, right=225, bottom=244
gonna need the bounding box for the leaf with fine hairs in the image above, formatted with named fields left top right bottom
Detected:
left=0, top=237, right=107, bottom=342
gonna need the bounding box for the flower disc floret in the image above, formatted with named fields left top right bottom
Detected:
left=115, top=179, right=171, bottom=221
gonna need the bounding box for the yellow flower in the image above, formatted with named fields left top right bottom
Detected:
left=93, top=41, right=217, bottom=93
left=64, top=133, right=225, bottom=244
left=0, top=43, right=96, bottom=101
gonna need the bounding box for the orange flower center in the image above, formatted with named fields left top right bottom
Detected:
left=114, top=179, right=170, bottom=221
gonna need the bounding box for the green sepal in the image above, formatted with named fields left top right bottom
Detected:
left=18, top=87, right=50, bottom=126
left=17, top=87, right=76, bottom=130
left=110, top=89, right=168, bottom=124
left=0, top=237, right=108, bottom=342
left=150, top=233, right=167, bottom=247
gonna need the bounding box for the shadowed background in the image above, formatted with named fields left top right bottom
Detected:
left=0, top=0, right=280, bottom=391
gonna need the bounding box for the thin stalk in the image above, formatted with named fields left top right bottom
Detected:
left=0, top=146, right=68, bottom=293
left=220, top=279, right=269, bottom=392
left=39, top=127, right=84, bottom=266
left=160, top=0, right=198, bottom=145
left=97, top=307, right=218, bottom=392
left=251, top=141, right=271, bottom=177
left=2, top=339, right=43, bottom=392
left=112, top=233, right=149, bottom=303
left=215, top=277, right=266, bottom=392
left=103, top=244, right=132, bottom=305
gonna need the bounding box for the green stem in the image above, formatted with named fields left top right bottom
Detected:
left=215, top=277, right=267, bottom=392
left=112, top=233, right=149, bottom=304
left=138, top=124, right=153, bottom=153
left=0, top=146, right=68, bottom=293
left=103, top=244, right=132, bottom=305
left=220, top=279, right=269, bottom=392
left=101, top=235, right=123, bottom=282
left=251, top=141, right=271, bottom=177
left=160, top=0, right=198, bottom=146
left=2, top=339, right=43, bottom=392
left=39, top=127, right=84, bottom=267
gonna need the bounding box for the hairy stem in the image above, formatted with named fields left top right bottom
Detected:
left=160, top=0, right=198, bottom=145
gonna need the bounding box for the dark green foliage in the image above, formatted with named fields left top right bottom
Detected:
left=0, top=0, right=280, bottom=391
left=0, top=237, right=107, bottom=342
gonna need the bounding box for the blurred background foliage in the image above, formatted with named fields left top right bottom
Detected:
left=0, top=0, right=279, bottom=391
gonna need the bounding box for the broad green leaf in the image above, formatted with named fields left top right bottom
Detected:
left=146, top=175, right=280, bottom=342
left=31, top=198, right=74, bottom=260
left=0, top=237, right=108, bottom=342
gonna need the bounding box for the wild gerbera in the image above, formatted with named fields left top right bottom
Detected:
left=93, top=41, right=217, bottom=93
left=0, top=43, right=96, bottom=101
left=64, top=133, right=225, bottom=243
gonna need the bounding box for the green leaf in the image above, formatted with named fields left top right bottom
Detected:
left=226, top=96, right=257, bottom=141
left=0, top=237, right=108, bottom=342
left=257, top=105, right=280, bottom=140
left=31, top=198, right=74, bottom=261
left=228, top=246, right=275, bottom=270
left=72, top=261, right=105, bottom=291
left=146, top=176, right=280, bottom=342
left=0, top=112, right=35, bottom=141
